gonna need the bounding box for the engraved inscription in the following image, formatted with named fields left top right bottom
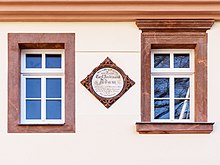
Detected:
left=81, top=57, right=135, bottom=108
left=92, top=68, right=124, bottom=98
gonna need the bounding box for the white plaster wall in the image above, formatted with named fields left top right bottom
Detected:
left=0, top=22, right=219, bottom=165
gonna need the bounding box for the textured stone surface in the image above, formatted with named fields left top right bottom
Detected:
left=8, top=33, right=75, bottom=133
left=136, top=19, right=214, bottom=133
left=136, top=122, right=214, bottom=134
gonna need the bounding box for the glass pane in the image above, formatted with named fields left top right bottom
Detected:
left=46, top=100, right=61, bottom=119
left=46, top=78, right=61, bottom=98
left=174, top=54, right=190, bottom=68
left=26, top=100, right=41, bottom=119
left=154, top=78, right=169, bottom=98
left=175, top=78, right=190, bottom=98
left=26, top=78, right=41, bottom=98
left=154, top=99, right=170, bottom=119
left=46, top=54, right=61, bottom=68
left=175, top=99, right=190, bottom=119
left=26, top=54, right=42, bottom=68
left=154, top=54, right=170, bottom=68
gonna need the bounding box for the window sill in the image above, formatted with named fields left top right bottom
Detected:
left=18, top=123, right=65, bottom=126
left=136, top=122, right=214, bottom=134
left=10, top=123, right=74, bottom=133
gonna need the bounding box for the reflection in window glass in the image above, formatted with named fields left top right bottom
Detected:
left=174, top=54, right=190, bottom=68
left=151, top=50, right=193, bottom=122
left=175, top=99, right=190, bottom=119
left=46, top=78, right=61, bottom=98
left=26, top=78, right=41, bottom=98
left=154, top=100, right=170, bottom=119
left=154, top=54, right=170, bottom=68
left=46, top=54, right=61, bottom=68
left=175, top=78, right=190, bottom=98
left=46, top=100, right=61, bottom=119
left=26, top=100, right=41, bottom=119
left=154, top=78, right=169, bottom=98
left=26, top=54, right=42, bottom=68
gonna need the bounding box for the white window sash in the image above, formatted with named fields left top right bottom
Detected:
left=20, top=49, right=65, bottom=125
left=151, top=49, right=194, bottom=73
left=21, top=49, right=65, bottom=74
left=151, top=49, right=194, bottom=122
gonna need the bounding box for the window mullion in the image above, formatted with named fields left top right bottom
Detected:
left=41, top=77, right=46, bottom=121
left=42, top=51, right=45, bottom=121
left=42, top=52, right=45, bottom=70
left=170, top=51, right=174, bottom=69
left=170, top=76, right=175, bottom=121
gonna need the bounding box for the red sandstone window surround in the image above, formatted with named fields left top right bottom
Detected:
left=136, top=19, right=215, bottom=134
left=8, top=33, right=75, bottom=133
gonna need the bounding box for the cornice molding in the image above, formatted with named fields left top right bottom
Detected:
left=0, top=0, right=220, bottom=21
left=136, top=19, right=215, bottom=32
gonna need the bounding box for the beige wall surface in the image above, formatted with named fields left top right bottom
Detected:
left=0, top=22, right=219, bottom=165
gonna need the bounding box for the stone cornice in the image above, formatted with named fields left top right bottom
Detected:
left=0, top=0, right=220, bottom=21
left=136, top=19, right=215, bottom=32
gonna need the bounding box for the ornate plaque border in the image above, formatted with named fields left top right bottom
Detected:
left=81, top=57, right=135, bottom=108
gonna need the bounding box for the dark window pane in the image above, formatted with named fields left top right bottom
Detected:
left=26, top=78, right=41, bottom=98
left=175, top=99, right=190, bottom=119
left=46, top=100, right=61, bottom=119
left=154, top=54, right=170, bottom=68
left=26, top=54, right=42, bottom=68
left=154, top=78, right=169, bottom=98
left=174, top=54, right=190, bottom=68
left=154, top=100, right=170, bottom=119
left=175, top=78, right=190, bottom=98
left=46, top=54, right=61, bottom=68
left=46, top=78, right=61, bottom=98
left=26, top=100, right=41, bottom=119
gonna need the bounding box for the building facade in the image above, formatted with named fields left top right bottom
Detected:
left=0, top=0, right=220, bottom=165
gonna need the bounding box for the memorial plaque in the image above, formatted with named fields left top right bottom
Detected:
left=92, top=68, right=124, bottom=98
left=81, top=57, right=135, bottom=108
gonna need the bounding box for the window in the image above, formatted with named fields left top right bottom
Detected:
left=151, top=49, right=194, bottom=122
left=8, top=33, right=75, bottom=133
left=20, top=49, right=65, bottom=124
left=136, top=19, right=214, bottom=134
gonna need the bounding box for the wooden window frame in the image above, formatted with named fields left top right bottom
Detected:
left=136, top=19, right=215, bottom=134
left=8, top=33, right=75, bottom=133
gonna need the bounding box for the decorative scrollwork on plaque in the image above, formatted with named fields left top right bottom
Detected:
left=81, top=57, right=135, bottom=108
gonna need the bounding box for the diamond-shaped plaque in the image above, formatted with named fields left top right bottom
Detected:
left=81, top=57, right=135, bottom=108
